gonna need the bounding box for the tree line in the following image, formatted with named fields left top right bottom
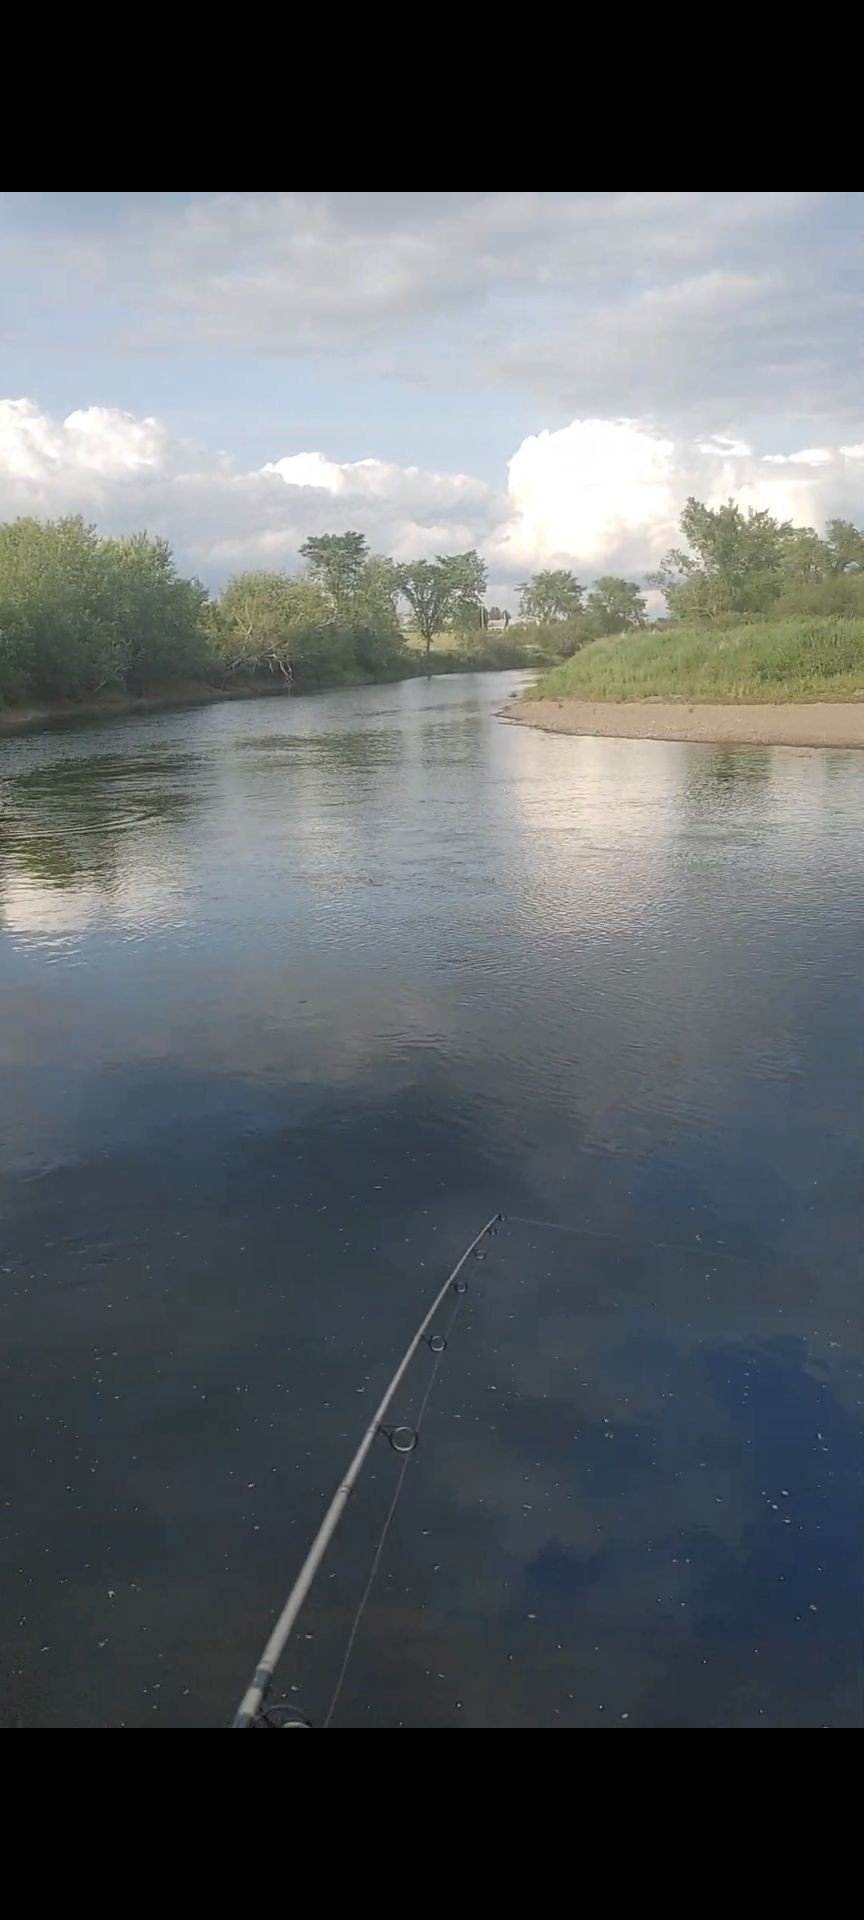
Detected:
left=2, top=501, right=863, bottom=711
left=650, top=499, right=864, bottom=623
left=0, top=520, right=529, bottom=709
left=516, top=501, right=864, bottom=639
left=517, top=568, right=647, bottom=644
left=0, top=515, right=651, bottom=711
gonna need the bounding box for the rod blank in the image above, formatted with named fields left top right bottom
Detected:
left=232, top=1212, right=501, bottom=1727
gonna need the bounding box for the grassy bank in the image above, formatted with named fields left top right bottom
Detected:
left=525, top=618, right=864, bottom=705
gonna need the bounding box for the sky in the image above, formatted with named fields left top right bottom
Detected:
left=2, top=191, right=864, bottom=603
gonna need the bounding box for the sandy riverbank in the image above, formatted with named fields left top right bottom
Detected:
left=506, top=698, right=864, bottom=750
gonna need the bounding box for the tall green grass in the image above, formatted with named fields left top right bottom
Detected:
left=525, top=618, right=864, bottom=704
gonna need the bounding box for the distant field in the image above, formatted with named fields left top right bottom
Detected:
left=403, top=629, right=463, bottom=653
left=526, top=618, right=864, bottom=704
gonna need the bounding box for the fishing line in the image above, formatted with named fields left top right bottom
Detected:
left=322, top=1284, right=466, bottom=1728
left=232, top=1212, right=501, bottom=1727
left=233, top=1205, right=760, bottom=1726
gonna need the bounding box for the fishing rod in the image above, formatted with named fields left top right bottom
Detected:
left=232, top=1211, right=503, bottom=1727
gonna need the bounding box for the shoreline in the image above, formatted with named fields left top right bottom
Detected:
left=506, top=697, right=864, bottom=751
left=0, top=663, right=530, bottom=743
left=0, top=680, right=297, bottom=740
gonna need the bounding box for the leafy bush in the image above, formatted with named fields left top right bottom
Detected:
left=0, top=517, right=211, bottom=705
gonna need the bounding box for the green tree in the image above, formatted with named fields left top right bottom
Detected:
left=773, top=571, right=864, bottom=618
left=518, top=569, right=584, bottom=622
left=0, top=517, right=113, bottom=699
left=100, top=532, right=211, bottom=688
left=774, top=517, right=864, bottom=613
left=352, top=555, right=401, bottom=632
left=299, top=531, right=369, bottom=614
left=586, top=576, right=647, bottom=634
left=0, top=516, right=211, bottom=703
left=437, top=549, right=488, bottom=629
left=779, top=525, right=829, bottom=583
left=396, top=559, right=458, bottom=656
left=824, top=518, right=864, bottom=573
left=217, top=567, right=408, bottom=691
left=652, top=498, right=791, bottom=620
left=217, top=573, right=329, bottom=679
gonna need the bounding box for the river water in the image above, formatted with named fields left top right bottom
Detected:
left=1, top=672, right=861, bottom=1727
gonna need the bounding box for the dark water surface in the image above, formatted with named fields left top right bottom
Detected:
left=1, top=673, right=861, bottom=1728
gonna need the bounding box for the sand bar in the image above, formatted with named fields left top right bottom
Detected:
left=506, top=698, right=864, bottom=750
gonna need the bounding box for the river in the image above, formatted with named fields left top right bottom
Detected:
left=1, top=671, right=861, bottom=1727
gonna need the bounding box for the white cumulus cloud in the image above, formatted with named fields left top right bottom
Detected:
left=492, top=420, right=679, bottom=573
left=3, top=398, right=864, bottom=600
left=0, top=398, right=498, bottom=577
left=0, top=398, right=169, bottom=485
left=491, top=419, right=864, bottom=581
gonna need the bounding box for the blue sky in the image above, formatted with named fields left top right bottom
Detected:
left=2, top=192, right=863, bottom=596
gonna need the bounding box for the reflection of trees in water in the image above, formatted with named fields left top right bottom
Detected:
left=677, top=745, right=773, bottom=828
left=235, top=728, right=404, bottom=774
left=812, top=746, right=863, bottom=791
left=0, top=751, right=198, bottom=899
left=417, top=714, right=483, bottom=771
left=678, top=740, right=863, bottom=839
